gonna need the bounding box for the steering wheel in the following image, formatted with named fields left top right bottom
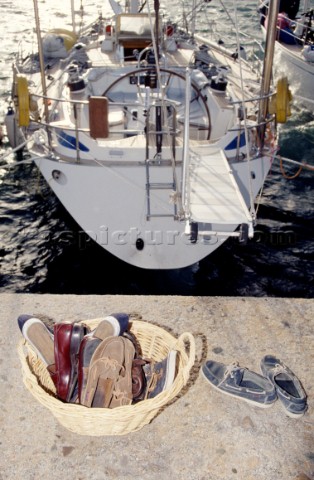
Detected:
left=102, top=67, right=211, bottom=140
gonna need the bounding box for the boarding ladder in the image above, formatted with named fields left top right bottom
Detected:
left=183, top=145, right=254, bottom=242
left=145, top=102, right=179, bottom=220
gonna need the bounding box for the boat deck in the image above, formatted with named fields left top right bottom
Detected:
left=188, top=146, right=252, bottom=226
left=87, top=41, right=195, bottom=67
left=85, top=38, right=261, bottom=107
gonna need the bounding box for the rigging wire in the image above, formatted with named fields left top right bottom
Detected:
left=0, top=139, right=30, bottom=162
left=276, top=153, right=314, bottom=178
left=0, top=155, right=48, bottom=169
left=231, top=0, right=256, bottom=222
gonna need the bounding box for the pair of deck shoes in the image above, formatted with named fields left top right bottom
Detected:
left=202, top=356, right=307, bottom=418
left=18, top=313, right=178, bottom=407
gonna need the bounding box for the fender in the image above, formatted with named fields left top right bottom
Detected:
left=16, top=74, right=30, bottom=127
left=276, top=77, right=292, bottom=123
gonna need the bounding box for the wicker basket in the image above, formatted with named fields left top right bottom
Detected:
left=17, top=318, right=195, bottom=436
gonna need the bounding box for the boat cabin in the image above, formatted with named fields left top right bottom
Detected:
left=106, top=13, right=158, bottom=60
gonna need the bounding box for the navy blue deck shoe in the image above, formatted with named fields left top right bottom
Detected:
left=260, top=355, right=307, bottom=418
left=17, top=315, right=54, bottom=366
left=18, top=314, right=34, bottom=332
left=202, top=360, right=277, bottom=408
left=143, top=350, right=177, bottom=399
left=88, top=313, right=129, bottom=340
left=18, top=313, right=55, bottom=334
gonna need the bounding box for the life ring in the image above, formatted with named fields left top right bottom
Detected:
left=48, top=28, right=77, bottom=50
left=16, top=74, right=30, bottom=127
left=276, top=77, right=292, bottom=123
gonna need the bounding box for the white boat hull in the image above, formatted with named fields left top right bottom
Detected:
left=34, top=154, right=272, bottom=269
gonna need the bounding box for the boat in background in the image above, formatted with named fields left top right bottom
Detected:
left=4, top=0, right=287, bottom=269
left=259, top=0, right=314, bottom=111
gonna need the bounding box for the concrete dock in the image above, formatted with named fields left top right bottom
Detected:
left=1, top=293, right=313, bottom=480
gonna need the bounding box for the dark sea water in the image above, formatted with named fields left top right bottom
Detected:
left=0, top=0, right=313, bottom=297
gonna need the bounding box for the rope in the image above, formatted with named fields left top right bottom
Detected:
left=220, top=0, right=238, bottom=29
left=269, top=153, right=314, bottom=178
left=279, top=156, right=304, bottom=179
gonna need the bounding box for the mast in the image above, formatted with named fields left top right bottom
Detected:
left=130, top=0, right=139, bottom=13
left=71, top=0, right=76, bottom=34
left=191, top=0, right=197, bottom=38
left=303, top=0, right=309, bottom=14
left=258, top=0, right=280, bottom=142
left=154, top=0, right=160, bottom=63
left=33, top=0, right=49, bottom=126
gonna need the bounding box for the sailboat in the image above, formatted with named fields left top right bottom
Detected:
left=5, top=0, right=286, bottom=269
left=259, top=0, right=314, bottom=111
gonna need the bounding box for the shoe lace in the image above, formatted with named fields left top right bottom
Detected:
left=89, top=357, right=123, bottom=381
left=111, top=384, right=131, bottom=405
left=272, top=363, right=288, bottom=376
left=144, top=363, right=164, bottom=398
left=217, top=361, right=240, bottom=387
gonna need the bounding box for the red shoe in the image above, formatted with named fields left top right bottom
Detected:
left=48, top=323, right=86, bottom=402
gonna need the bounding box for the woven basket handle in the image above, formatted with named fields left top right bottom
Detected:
left=174, top=332, right=196, bottom=383
left=17, top=338, right=37, bottom=389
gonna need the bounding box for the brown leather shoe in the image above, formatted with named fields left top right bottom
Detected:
left=131, top=358, right=148, bottom=402
left=48, top=322, right=86, bottom=403
left=110, top=337, right=135, bottom=408
left=123, top=331, right=148, bottom=403
left=82, top=336, right=135, bottom=408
